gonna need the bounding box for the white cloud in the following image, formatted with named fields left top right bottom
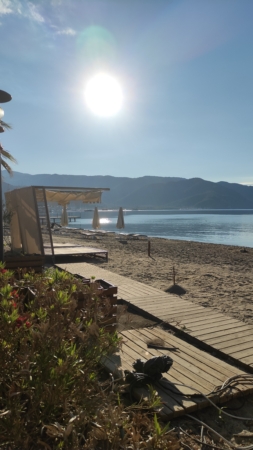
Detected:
left=0, top=0, right=14, bottom=15
left=50, top=0, right=64, bottom=5
left=0, top=0, right=44, bottom=22
left=0, top=0, right=75, bottom=36
left=56, top=27, right=76, bottom=36
left=27, top=2, right=44, bottom=23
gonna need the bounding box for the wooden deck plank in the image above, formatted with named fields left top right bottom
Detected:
left=127, top=329, right=230, bottom=387
left=158, top=311, right=221, bottom=324
left=205, top=329, right=253, bottom=345
left=56, top=262, right=253, bottom=372
left=124, top=298, right=187, bottom=309
left=215, top=336, right=253, bottom=350
left=133, top=303, right=201, bottom=314
left=190, top=323, right=251, bottom=338
left=176, top=317, right=241, bottom=331
left=46, top=246, right=108, bottom=256
left=125, top=296, right=206, bottom=310
left=171, top=314, right=223, bottom=326
left=183, top=318, right=243, bottom=333
left=118, top=287, right=163, bottom=299
left=122, top=330, right=253, bottom=395
left=123, top=341, right=209, bottom=407
left=136, top=329, right=253, bottom=394
left=101, top=328, right=252, bottom=419
left=132, top=309, right=206, bottom=322
left=137, top=328, right=250, bottom=391
left=123, top=332, right=216, bottom=392
left=180, top=314, right=242, bottom=327
left=215, top=338, right=253, bottom=352
left=127, top=302, right=206, bottom=317
left=64, top=263, right=117, bottom=280
left=241, top=357, right=253, bottom=365
left=123, top=295, right=184, bottom=303
left=143, top=327, right=246, bottom=379
left=117, top=340, right=201, bottom=414
left=120, top=335, right=225, bottom=410
left=229, top=347, right=253, bottom=359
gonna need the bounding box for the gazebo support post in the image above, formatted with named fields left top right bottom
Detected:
left=0, top=163, right=3, bottom=262
left=43, top=187, right=54, bottom=257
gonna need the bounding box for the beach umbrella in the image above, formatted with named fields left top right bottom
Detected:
left=116, top=207, right=125, bottom=229
left=92, top=207, right=100, bottom=229
left=0, top=90, right=12, bottom=103
left=61, top=204, right=69, bottom=227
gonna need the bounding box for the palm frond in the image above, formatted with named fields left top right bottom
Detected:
left=0, top=143, right=17, bottom=176
left=0, top=147, right=17, bottom=164
left=0, top=120, right=12, bottom=130
left=1, top=159, right=13, bottom=176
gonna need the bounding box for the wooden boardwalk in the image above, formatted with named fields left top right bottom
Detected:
left=56, top=262, right=253, bottom=371
left=102, top=327, right=253, bottom=419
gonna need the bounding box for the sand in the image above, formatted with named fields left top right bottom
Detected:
left=50, top=228, right=253, bottom=326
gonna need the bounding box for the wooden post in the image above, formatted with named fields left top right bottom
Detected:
left=148, top=240, right=151, bottom=257
left=173, top=266, right=176, bottom=285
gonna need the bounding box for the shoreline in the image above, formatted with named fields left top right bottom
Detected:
left=65, top=220, right=253, bottom=248
left=50, top=227, right=253, bottom=326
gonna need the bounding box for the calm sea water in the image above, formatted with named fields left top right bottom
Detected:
left=66, top=210, right=253, bottom=248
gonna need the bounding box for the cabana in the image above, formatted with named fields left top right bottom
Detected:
left=5, top=186, right=110, bottom=262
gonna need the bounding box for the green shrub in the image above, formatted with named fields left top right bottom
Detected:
left=0, top=267, right=179, bottom=449
left=0, top=268, right=120, bottom=449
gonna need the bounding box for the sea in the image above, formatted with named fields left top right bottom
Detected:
left=66, top=209, right=253, bottom=248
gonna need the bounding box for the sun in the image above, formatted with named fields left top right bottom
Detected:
left=84, top=73, right=123, bottom=117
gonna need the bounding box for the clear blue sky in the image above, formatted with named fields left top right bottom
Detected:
left=1, top=0, right=253, bottom=184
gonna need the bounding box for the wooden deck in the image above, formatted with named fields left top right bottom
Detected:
left=56, top=262, right=253, bottom=373
left=45, top=244, right=108, bottom=261
left=40, top=215, right=81, bottom=224
left=102, top=326, right=253, bottom=419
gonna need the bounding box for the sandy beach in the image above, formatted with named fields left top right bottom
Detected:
left=50, top=228, right=253, bottom=326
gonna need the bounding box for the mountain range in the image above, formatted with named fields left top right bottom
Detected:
left=2, top=171, right=253, bottom=209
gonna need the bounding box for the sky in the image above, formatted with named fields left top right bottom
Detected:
left=0, top=0, right=253, bottom=185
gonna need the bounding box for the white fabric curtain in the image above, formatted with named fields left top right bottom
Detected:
left=92, top=207, right=100, bottom=229
left=116, top=207, right=125, bottom=229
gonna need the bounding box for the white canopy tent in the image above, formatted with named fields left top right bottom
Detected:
left=5, top=186, right=109, bottom=257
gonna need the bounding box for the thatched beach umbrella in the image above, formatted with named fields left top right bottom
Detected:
left=92, top=207, right=100, bottom=229
left=0, top=90, right=12, bottom=103
left=116, top=207, right=125, bottom=229
left=61, top=204, right=69, bottom=227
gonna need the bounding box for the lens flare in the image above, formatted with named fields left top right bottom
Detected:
left=77, top=26, right=117, bottom=64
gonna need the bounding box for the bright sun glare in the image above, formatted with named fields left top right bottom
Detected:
left=84, top=73, right=123, bottom=117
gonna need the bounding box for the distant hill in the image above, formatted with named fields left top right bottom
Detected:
left=2, top=171, right=253, bottom=209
